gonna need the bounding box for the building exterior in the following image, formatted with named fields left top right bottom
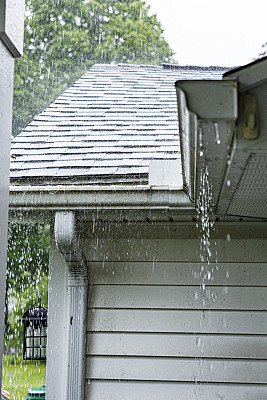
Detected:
left=9, top=62, right=267, bottom=399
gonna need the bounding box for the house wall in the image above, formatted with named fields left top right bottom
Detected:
left=81, top=223, right=267, bottom=400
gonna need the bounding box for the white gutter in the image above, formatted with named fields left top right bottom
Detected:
left=54, top=211, right=88, bottom=400
left=175, top=80, right=238, bottom=207
left=176, top=58, right=267, bottom=219
left=9, top=185, right=192, bottom=211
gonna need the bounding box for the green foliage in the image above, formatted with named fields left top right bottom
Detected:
left=7, top=224, right=49, bottom=291
left=13, top=0, right=175, bottom=136
left=2, top=355, right=46, bottom=399
left=5, top=276, right=48, bottom=350
left=7, top=224, right=49, bottom=288
left=5, top=224, right=49, bottom=349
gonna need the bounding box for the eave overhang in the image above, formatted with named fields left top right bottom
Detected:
left=176, top=57, right=267, bottom=220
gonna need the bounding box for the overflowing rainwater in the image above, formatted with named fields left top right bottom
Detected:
left=196, top=166, right=217, bottom=298
left=193, top=161, right=219, bottom=397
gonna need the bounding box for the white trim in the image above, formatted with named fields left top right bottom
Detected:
left=54, top=211, right=88, bottom=400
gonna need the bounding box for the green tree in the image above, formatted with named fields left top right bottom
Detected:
left=13, top=0, right=175, bottom=136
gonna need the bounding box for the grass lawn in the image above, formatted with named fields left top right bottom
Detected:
left=2, top=355, right=46, bottom=399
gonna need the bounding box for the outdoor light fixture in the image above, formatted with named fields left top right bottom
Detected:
left=21, top=294, right=48, bottom=360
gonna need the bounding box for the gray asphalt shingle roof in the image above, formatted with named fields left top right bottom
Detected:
left=10, top=63, right=228, bottom=185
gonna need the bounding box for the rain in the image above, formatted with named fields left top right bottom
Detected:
left=3, top=1, right=175, bottom=397
left=1, top=0, right=267, bottom=399
left=2, top=224, right=49, bottom=398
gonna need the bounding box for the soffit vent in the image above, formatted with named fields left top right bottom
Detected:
left=226, top=154, right=267, bottom=219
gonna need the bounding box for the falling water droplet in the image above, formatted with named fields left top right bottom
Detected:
left=199, top=127, right=203, bottom=147
left=214, top=122, right=221, bottom=144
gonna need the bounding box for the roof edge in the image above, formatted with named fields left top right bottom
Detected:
left=223, top=55, right=267, bottom=77
left=9, top=184, right=192, bottom=212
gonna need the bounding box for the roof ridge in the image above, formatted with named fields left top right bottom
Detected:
left=118, top=63, right=163, bottom=70
left=163, top=63, right=231, bottom=71
left=91, top=63, right=231, bottom=72
left=91, top=63, right=163, bottom=70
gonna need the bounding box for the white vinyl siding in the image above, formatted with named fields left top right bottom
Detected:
left=84, top=235, right=267, bottom=400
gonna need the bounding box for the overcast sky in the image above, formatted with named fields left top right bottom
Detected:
left=146, top=0, right=266, bottom=67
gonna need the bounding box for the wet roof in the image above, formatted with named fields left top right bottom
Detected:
left=10, top=63, right=228, bottom=186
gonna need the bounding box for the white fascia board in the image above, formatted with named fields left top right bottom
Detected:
left=9, top=185, right=193, bottom=212
left=223, top=56, right=267, bottom=92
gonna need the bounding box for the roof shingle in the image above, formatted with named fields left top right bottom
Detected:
left=10, top=63, right=228, bottom=185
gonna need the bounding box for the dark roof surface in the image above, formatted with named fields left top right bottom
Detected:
left=10, top=63, right=228, bottom=185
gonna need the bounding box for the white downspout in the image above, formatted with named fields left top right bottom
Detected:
left=54, top=211, right=88, bottom=400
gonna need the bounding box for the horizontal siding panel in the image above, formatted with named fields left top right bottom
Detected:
left=86, top=333, right=267, bottom=359
left=80, top=222, right=267, bottom=240
left=85, top=236, right=267, bottom=399
left=85, top=357, right=267, bottom=384
left=87, top=309, right=267, bottom=334
left=88, top=262, right=267, bottom=286
left=84, top=239, right=267, bottom=262
left=85, top=381, right=267, bottom=400
left=88, top=285, right=267, bottom=310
